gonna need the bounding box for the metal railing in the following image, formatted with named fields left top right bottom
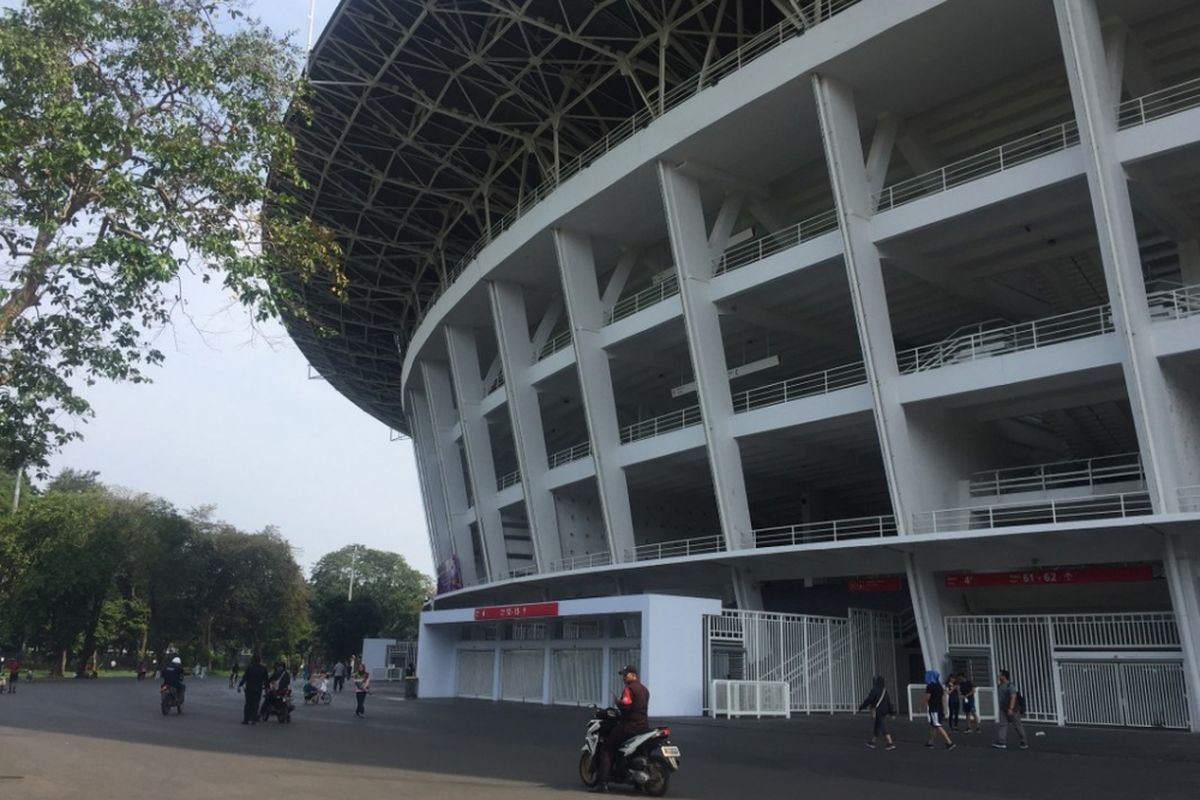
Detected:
left=968, top=453, right=1144, bottom=498
left=485, top=370, right=505, bottom=395
left=603, top=274, right=679, bottom=325
left=1147, top=283, right=1200, bottom=322
left=496, top=469, right=521, bottom=492
left=534, top=329, right=573, bottom=362
left=1179, top=485, right=1200, bottom=513
left=547, top=440, right=592, bottom=469
left=619, top=404, right=702, bottom=444
left=627, top=534, right=726, bottom=562
left=413, top=0, right=866, bottom=330
left=875, top=120, right=1080, bottom=212
left=713, top=208, right=839, bottom=274
left=545, top=551, right=613, bottom=573
left=731, top=360, right=866, bottom=413
left=753, top=515, right=897, bottom=548
left=711, top=679, right=792, bottom=719
left=1117, top=75, right=1200, bottom=129
left=896, top=303, right=1113, bottom=373
left=912, top=491, right=1152, bottom=534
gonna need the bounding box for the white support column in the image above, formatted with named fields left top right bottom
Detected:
left=658, top=164, right=754, bottom=551
left=1055, top=0, right=1200, bottom=511
left=406, top=389, right=451, bottom=571
left=419, top=361, right=480, bottom=586
left=812, top=74, right=918, bottom=528
left=529, top=296, right=564, bottom=356
left=905, top=553, right=949, bottom=674
left=554, top=229, right=637, bottom=560
left=489, top=280, right=563, bottom=570
left=600, top=250, right=638, bottom=307
left=444, top=325, right=508, bottom=578
left=1163, top=531, right=1200, bottom=733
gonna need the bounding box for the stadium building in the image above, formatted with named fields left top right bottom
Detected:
left=288, top=0, right=1200, bottom=727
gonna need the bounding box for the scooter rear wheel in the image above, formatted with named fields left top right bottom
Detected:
left=578, top=752, right=598, bottom=787
left=642, top=761, right=669, bottom=797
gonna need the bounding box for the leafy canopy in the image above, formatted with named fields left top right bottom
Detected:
left=0, top=0, right=345, bottom=473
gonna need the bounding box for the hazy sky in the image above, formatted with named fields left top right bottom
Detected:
left=45, top=0, right=437, bottom=576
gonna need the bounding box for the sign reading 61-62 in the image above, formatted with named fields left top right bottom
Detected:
left=474, top=602, right=560, bottom=620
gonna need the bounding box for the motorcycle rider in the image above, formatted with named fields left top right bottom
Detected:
left=161, top=656, right=186, bottom=705
left=260, top=661, right=292, bottom=719
left=592, top=665, right=650, bottom=793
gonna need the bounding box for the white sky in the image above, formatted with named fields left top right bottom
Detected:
left=46, top=0, right=436, bottom=576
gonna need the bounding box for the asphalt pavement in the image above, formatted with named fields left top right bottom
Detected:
left=0, top=677, right=1198, bottom=799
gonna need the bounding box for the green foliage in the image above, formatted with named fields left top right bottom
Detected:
left=0, top=0, right=345, bottom=474
left=312, top=595, right=384, bottom=663
left=310, top=545, right=433, bottom=647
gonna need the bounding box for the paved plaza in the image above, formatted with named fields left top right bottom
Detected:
left=0, top=678, right=1199, bottom=798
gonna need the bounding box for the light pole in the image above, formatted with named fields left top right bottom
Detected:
left=10, top=465, right=22, bottom=514
left=347, top=544, right=360, bottom=601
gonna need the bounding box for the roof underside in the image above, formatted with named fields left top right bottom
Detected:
left=284, top=0, right=794, bottom=432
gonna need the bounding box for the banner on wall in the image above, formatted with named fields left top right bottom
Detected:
left=944, top=564, right=1153, bottom=589
left=436, top=555, right=463, bottom=594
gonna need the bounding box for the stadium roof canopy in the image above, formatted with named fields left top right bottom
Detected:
left=285, top=0, right=807, bottom=433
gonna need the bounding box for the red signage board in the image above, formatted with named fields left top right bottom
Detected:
left=944, top=565, right=1153, bottom=589
left=849, top=577, right=902, bottom=593
left=474, top=602, right=560, bottom=621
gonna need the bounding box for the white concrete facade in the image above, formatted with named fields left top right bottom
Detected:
left=298, top=0, right=1200, bottom=730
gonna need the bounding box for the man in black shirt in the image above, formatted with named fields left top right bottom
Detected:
left=238, top=655, right=269, bottom=725
left=923, top=670, right=956, bottom=750
left=958, top=673, right=980, bottom=733
left=592, top=665, right=650, bottom=793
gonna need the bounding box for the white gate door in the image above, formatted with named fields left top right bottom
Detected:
left=455, top=650, right=495, bottom=699
left=501, top=649, right=545, bottom=703
left=1058, top=659, right=1189, bottom=730
left=552, top=649, right=603, bottom=706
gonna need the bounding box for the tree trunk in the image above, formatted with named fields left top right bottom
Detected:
left=75, top=594, right=106, bottom=678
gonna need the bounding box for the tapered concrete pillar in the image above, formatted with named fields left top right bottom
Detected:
left=406, top=389, right=452, bottom=570
left=1055, top=0, right=1200, bottom=510
left=418, top=361, right=480, bottom=586
left=444, top=325, right=508, bottom=579
left=1163, top=532, right=1200, bottom=733
left=658, top=163, right=754, bottom=551
left=553, top=229, right=637, bottom=560
left=489, top=280, right=563, bottom=570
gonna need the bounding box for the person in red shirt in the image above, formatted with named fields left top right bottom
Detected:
left=7, top=657, right=20, bottom=693
left=592, top=665, right=650, bottom=793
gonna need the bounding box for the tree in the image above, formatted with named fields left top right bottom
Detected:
left=0, top=0, right=345, bottom=474
left=310, top=546, right=433, bottom=649
left=312, top=595, right=384, bottom=664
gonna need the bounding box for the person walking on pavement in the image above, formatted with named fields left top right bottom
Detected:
left=238, top=655, right=269, bottom=725
left=858, top=675, right=896, bottom=750
left=947, top=674, right=962, bottom=732
left=353, top=662, right=371, bottom=717
left=958, top=673, right=980, bottom=733
left=228, top=660, right=240, bottom=689
left=923, top=670, right=956, bottom=751
left=7, top=655, right=20, bottom=693
left=992, top=670, right=1029, bottom=750
left=333, top=660, right=346, bottom=693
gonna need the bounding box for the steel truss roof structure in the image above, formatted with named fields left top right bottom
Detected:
left=284, top=0, right=804, bottom=433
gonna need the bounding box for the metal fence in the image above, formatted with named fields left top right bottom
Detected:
left=753, top=515, right=897, bottom=548
left=552, top=649, right=604, bottom=707
left=603, top=274, right=679, bottom=325
left=455, top=650, right=495, bottom=699
left=547, top=440, right=591, bottom=469
left=896, top=304, right=1113, bottom=373
left=1117, top=75, right=1200, bottom=128
left=731, top=361, right=866, bottom=413
left=713, top=209, right=839, bottom=274
left=1146, top=283, right=1200, bottom=322
left=711, top=680, right=792, bottom=719
left=500, top=649, right=545, bottom=703
left=496, top=469, right=522, bottom=492
left=627, top=535, right=725, bottom=562
left=619, top=404, right=702, bottom=443
left=535, top=330, right=573, bottom=362
left=912, top=491, right=1152, bottom=534
left=967, top=453, right=1144, bottom=498
left=704, top=608, right=896, bottom=716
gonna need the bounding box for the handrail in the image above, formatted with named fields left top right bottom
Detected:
left=412, top=0, right=866, bottom=330
left=547, top=440, right=591, bottom=469
left=1146, top=283, right=1200, bottom=322
left=496, top=469, right=521, bottom=492
left=626, top=534, right=726, bottom=562
left=753, top=515, right=897, bottom=548
left=896, top=303, right=1113, bottom=373
left=731, top=361, right=866, bottom=413
left=545, top=551, right=613, bottom=573
left=485, top=370, right=505, bottom=395
left=1179, top=485, right=1200, bottom=513
left=968, top=453, right=1144, bottom=498
left=912, top=491, right=1152, bottom=534
left=713, top=208, right=839, bottom=274
left=534, top=329, right=573, bottom=362
left=619, top=403, right=702, bottom=444
left=875, top=120, right=1080, bottom=212
left=603, top=274, right=679, bottom=325
left=1117, top=75, right=1200, bottom=129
